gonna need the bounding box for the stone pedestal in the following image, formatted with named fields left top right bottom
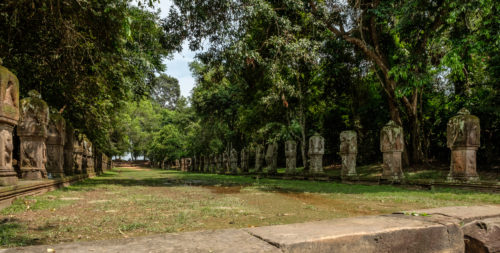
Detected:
left=73, top=137, right=84, bottom=174
left=308, top=133, right=324, bottom=174
left=340, top=131, right=357, bottom=178
left=265, top=143, right=278, bottom=174
left=285, top=140, right=297, bottom=174
left=230, top=148, right=238, bottom=173
left=255, top=145, right=264, bottom=172
left=240, top=148, right=249, bottom=173
left=380, top=121, right=404, bottom=181
left=63, top=124, right=74, bottom=175
left=0, top=66, right=19, bottom=185
left=446, top=108, right=480, bottom=182
left=222, top=152, right=229, bottom=173
left=46, top=113, right=65, bottom=178
left=19, top=90, right=49, bottom=180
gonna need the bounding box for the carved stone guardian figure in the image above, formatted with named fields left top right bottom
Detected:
left=446, top=108, right=480, bottom=181
left=46, top=112, right=65, bottom=178
left=0, top=65, right=20, bottom=185
left=240, top=148, right=249, bottom=173
left=73, top=135, right=84, bottom=174
left=230, top=148, right=238, bottom=173
left=255, top=145, right=264, bottom=172
left=19, top=90, right=49, bottom=180
left=308, top=133, right=325, bottom=174
left=340, top=131, right=357, bottom=178
left=285, top=140, right=297, bottom=174
left=380, top=121, right=404, bottom=181
left=265, top=142, right=278, bottom=174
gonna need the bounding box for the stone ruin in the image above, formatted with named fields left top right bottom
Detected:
left=0, top=65, right=19, bottom=185
left=230, top=148, right=238, bottom=173
left=380, top=120, right=404, bottom=181
left=18, top=90, right=49, bottom=180
left=254, top=145, right=264, bottom=172
left=447, top=108, right=480, bottom=182
left=285, top=140, right=297, bottom=174
left=46, top=112, right=65, bottom=178
left=340, top=130, right=357, bottom=178
left=265, top=142, right=278, bottom=174
left=82, top=136, right=94, bottom=175
left=240, top=147, right=249, bottom=173
left=72, top=136, right=84, bottom=174
left=308, top=133, right=324, bottom=174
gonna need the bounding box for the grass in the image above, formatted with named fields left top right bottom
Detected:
left=1, top=166, right=498, bottom=248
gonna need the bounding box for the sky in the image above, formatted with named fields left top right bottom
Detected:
left=153, top=0, right=198, bottom=98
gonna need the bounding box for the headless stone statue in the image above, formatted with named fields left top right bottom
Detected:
left=265, top=143, right=278, bottom=174
left=380, top=121, right=404, bottom=181
left=46, top=112, right=66, bottom=178
left=308, top=133, right=324, bottom=174
left=340, top=131, right=357, bottom=178
left=285, top=140, right=297, bottom=174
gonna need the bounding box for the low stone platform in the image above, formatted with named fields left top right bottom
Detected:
left=2, top=205, right=499, bottom=253
left=0, top=174, right=94, bottom=210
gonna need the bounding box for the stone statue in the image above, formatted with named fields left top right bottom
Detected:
left=380, top=120, right=404, bottom=181
left=230, top=148, right=238, bottom=173
left=240, top=148, right=249, bottom=173
left=82, top=136, right=94, bottom=175
left=19, top=90, right=49, bottom=180
left=285, top=140, right=297, bottom=174
left=255, top=145, right=264, bottom=172
left=72, top=135, right=84, bottom=174
left=265, top=142, right=278, bottom=174
left=46, top=112, right=65, bottom=178
left=308, top=133, right=325, bottom=174
left=340, top=130, right=357, bottom=178
left=222, top=152, right=229, bottom=173
left=0, top=65, right=20, bottom=185
left=446, top=108, right=480, bottom=181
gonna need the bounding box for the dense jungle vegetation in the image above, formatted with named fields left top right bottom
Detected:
left=1, top=0, right=498, bottom=170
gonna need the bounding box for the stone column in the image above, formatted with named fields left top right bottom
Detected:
left=265, top=142, right=278, bottom=174
left=240, top=148, right=249, bottom=173
left=308, top=133, right=325, bottom=174
left=46, top=113, right=65, bottom=178
left=340, top=130, right=357, bottom=178
left=0, top=65, right=20, bottom=185
left=447, top=108, right=480, bottom=182
left=63, top=124, right=74, bottom=175
left=255, top=145, right=264, bottom=172
left=73, top=136, right=84, bottom=174
left=18, top=90, right=49, bottom=180
left=380, top=121, right=404, bottom=181
left=285, top=140, right=297, bottom=175
left=230, top=148, right=238, bottom=173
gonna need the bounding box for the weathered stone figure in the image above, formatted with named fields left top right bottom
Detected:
left=18, top=90, right=49, bottom=179
left=230, top=148, right=238, bottom=173
left=265, top=142, right=278, bottom=174
left=340, top=130, right=358, bottom=178
left=186, top=158, right=192, bottom=171
left=380, top=121, right=404, bottom=180
left=240, top=148, right=249, bottom=172
left=73, top=136, right=84, bottom=174
left=222, top=152, right=229, bottom=173
left=82, top=136, right=94, bottom=175
left=308, top=133, right=325, bottom=174
left=46, top=113, right=65, bottom=178
left=285, top=140, right=297, bottom=174
left=446, top=108, right=480, bottom=181
left=204, top=155, right=209, bottom=172
left=255, top=145, right=264, bottom=172
left=0, top=65, right=20, bottom=185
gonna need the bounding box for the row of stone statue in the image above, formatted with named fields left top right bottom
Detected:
left=0, top=65, right=112, bottom=186
left=168, top=108, right=481, bottom=182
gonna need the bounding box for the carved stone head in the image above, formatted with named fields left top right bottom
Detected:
left=340, top=130, right=357, bottom=154
left=19, top=90, right=49, bottom=137
left=447, top=108, right=480, bottom=149
left=380, top=120, right=404, bottom=152
left=285, top=140, right=297, bottom=157
left=308, top=133, right=325, bottom=155
left=0, top=66, right=20, bottom=126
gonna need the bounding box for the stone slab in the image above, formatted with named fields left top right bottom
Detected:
left=0, top=229, right=280, bottom=253
left=462, top=217, right=500, bottom=253
left=408, top=205, right=500, bottom=223
left=245, top=215, right=464, bottom=253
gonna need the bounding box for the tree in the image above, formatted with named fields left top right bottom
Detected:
left=151, top=74, right=181, bottom=109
